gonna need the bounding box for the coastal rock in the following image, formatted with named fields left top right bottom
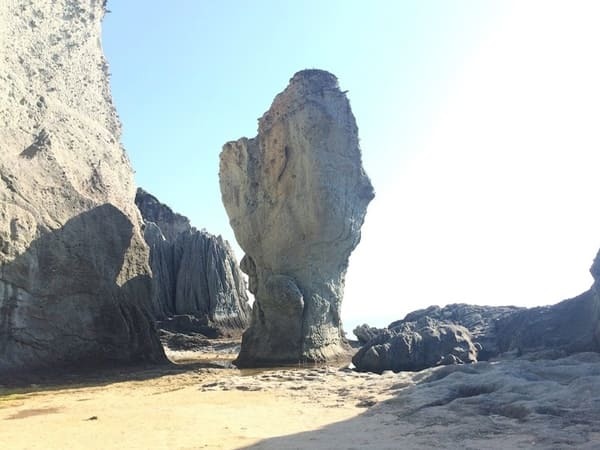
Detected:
left=135, top=188, right=250, bottom=332
left=135, top=187, right=191, bottom=242
left=353, top=324, right=386, bottom=345
left=354, top=251, right=600, bottom=372
left=220, top=69, right=374, bottom=366
left=487, top=252, right=600, bottom=357
left=494, top=289, right=600, bottom=358
left=353, top=317, right=478, bottom=373
left=394, top=303, right=522, bottom=360
left=0, top=1, right=165, bottom=374
left=591, top=248, right=600, bottom=281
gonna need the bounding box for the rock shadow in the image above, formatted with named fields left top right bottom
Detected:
left=0, top=204, right=166, bottom=377
left=240, top=354, right=600, bottom=449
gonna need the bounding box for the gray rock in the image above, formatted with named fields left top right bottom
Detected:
left=482, top=255, right=600, bottom=358
left=157, top=315, right=221, bottom=338
left=591, top=248, right=600, bottom=281
left=394, top=303, right=522, bottom=360
left=135, top=188, right=251, bottom=331
left=135, top=188, right=191, bottom=243
left=0, top=1, right=165, bottom=374
left=354, top=251, right=600, bottom=372
left=353, top=324, right=386, bottom=345
left=0, top=0, right=169, bottom=374
left=158, top=329, right=211, bottom=352
left=353, top=317, right=478, bottom=373
left=495, top=288, right=600, bottom=358
left=220, top=69, right=374, bottom=366
left=0, top=206, right=166, bottom=374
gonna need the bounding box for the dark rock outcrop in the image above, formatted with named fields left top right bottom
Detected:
left=220, top=69, right=374, bottom=367
left=0, top=1, right=165, bottom=374
left=135, top=188, right=250, bottom=333
left=353, top=317, right=478, bottom=373
left=494, top=279, right=600, bottom=358
left=354, top=252, right=600, bottom=372
left=353, top=324, right=385, bottom=345
left=393, top=304, right=522, bottom=361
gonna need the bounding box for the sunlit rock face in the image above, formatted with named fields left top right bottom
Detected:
left=220, top=69, right=374, bottom=366
left=0, top=1, right=165, bottom=374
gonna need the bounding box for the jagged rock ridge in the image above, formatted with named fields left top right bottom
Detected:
left=0, top=1, right=165, bottom=374
left=220, top=69, right=374, bottom=366
left=135, top=188, right=250, bottom=332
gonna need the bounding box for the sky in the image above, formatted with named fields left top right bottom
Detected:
left=102, top=1, right=600, bottom=333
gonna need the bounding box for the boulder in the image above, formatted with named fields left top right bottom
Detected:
left=135, top=188, right=251, bottom=332
left=220, top=69, right=374, bottom=366
left=395, top=303, right=522, bottom=360
left=0, top=1, right=165, bottom=374
left=353, top=317, right=478, bottom=373
left=353, top=324, right=386, bottom=345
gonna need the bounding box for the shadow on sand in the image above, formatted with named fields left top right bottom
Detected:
left=0, top=358, right=231, bottom=395
left=240, top=353, right=600, bottom=450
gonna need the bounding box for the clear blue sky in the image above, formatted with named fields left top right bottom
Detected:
left=103, top=1, right=600, bottom=332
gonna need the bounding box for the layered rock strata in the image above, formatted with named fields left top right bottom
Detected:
left=220, top=69, right=374, bottom=366
left=136, top=188, right=250, bottom=332
left=0, top=1, right=165, bottom=374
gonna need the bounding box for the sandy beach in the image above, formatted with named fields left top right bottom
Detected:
left=0, top=347, right=397, bottom=450
left=3, top=347, right=600, bottom=450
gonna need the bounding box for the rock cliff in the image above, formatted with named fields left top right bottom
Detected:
left=220, top=69, right=374, bottom=366
left=136, top=188, right=250, bottom=332
left=0, top=1, right=165, bottom=374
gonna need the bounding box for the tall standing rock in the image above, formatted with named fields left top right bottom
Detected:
left=0, top=1, right=165, bottom=374
left=220, top=70, right=374, bottom=366
left=135, top=188, right=250, bottom=330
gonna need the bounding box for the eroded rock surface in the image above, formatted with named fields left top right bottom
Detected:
left=135, top=188, right=250, bottom=332
left=0, top=1, right=165, bottom=374
left=220, top=69, right=374, bottom=366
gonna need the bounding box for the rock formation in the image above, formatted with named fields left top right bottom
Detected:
left=353, top=324, right=384, bottom=345
left=352, top=304, right=518, bottom=373
left=353, top=318, right=478, bottom=373
left=493, top=268, right=600, bottom=357
left=220, top=69, right=374, bottom=366
left=135, top=188, right=250, bottom=332
left=354, top=252, right=600, bottom=372
left=0, top=1, right=165, bottom=374
left=393, top=303, right=522, bottom=360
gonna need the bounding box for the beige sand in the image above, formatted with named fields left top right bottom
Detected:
left=0, top=349, right=399, bottom=450
left=3, top=352, right=599, bottom=449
